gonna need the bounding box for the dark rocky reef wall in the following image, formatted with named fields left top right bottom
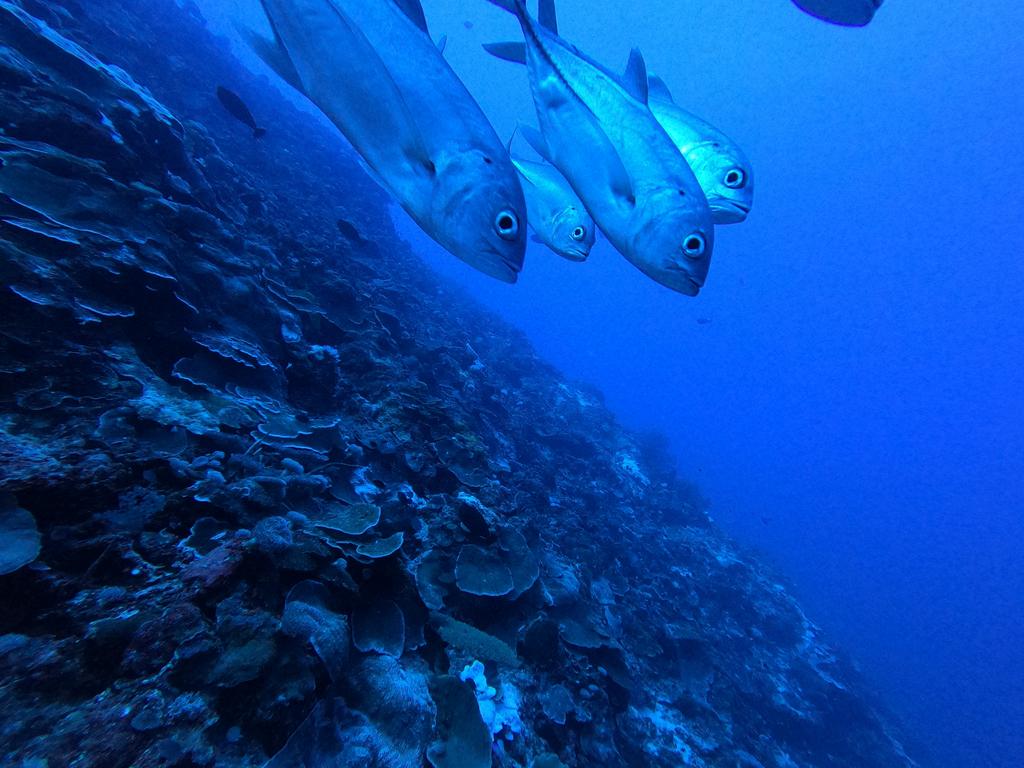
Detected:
left=0, top=1, right=917, bottom=767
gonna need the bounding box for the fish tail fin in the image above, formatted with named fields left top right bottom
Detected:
left=483, top=41, right=527, bottom=64
left=253, top=127, right=267, bottom=140
left=484, top=0, right=531, bottom=27
left=538, top=0, right=558, bottom=33
left=484, top=0, right=522, bottom=14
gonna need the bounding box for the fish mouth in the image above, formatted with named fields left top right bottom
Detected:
left=673, top=276, right=702, bottom=297
left=463, top=241, right=523, bottom=283
left=561, top=248, right=590, bottom=262
left=711, top=201, right=751, bottom=225
left=662, top=263, right=704, bottom=296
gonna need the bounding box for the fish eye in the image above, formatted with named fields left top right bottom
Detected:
left=494, top=210, right=520, bottom=240
left=571, top=226, right=586, bottom=241
left=724, top=168, right=746, bottom=189
left=683, top=233, right=706, bottom=259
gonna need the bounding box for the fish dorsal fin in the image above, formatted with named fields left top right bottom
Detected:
left=538, top=0, right=558, bottom=33
left=483, top=41, right=527, bottom=64
left=622, top=48, right=649, bottom=103
left=436, top=34, right=447, bottom=54
left=392, top=0, right=429, bottom=34
left=519, top=125, right=553, bottom=164
left=647, top=73, right=674, bottom=103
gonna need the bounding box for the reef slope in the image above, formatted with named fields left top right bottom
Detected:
left=0, top=1, right=916, bottom=766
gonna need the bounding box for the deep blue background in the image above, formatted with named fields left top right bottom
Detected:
left=204, top=1, right=1024, bottom=765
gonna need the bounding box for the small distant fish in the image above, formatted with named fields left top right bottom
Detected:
left=791, top=0, right=883, bottom=26
left=336, top=218, right=366, bottom=244
left=696, top=317, right=712, bottom=325
left=245, top=0, right=526, bottom=282
left=216, top=86, right=266, bottom=139
left=463, top=20, right=474, bottom=30
left=647, top=76, right=754, bottom=225
left=513, top=156, right=595, bottom=262
left=760, top=515, right=774, bottom=526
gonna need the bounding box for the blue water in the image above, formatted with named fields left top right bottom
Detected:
left=182, top=1, right=1020, bottom=765
left=358, top=2, right=1023, bottom=766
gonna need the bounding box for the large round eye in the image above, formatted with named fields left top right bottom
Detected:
left=724, top=168, right=746, bottom=189
left=570, top=226, right=586, bottom=241
left=494, top=210, right=520, bottom=241
left=683, top=233, right=706, bottom=259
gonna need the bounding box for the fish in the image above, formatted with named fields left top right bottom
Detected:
left=245, top=0, right=527, bottom=282
left=647, top=76, right=754, bottom=225
left=336, top=218, right=366, bottom=244
left=489, top=9, right=752, bottom=226
left=790, top=0, right=883, bottom=27
left=216, top=86, right=266, bottom=139
left=484, top=0, right=714, bottom=296
left=513, top=155, right=595, bottom=261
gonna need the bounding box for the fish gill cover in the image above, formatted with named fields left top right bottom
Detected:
left=0, top=0, right=914, bottom=766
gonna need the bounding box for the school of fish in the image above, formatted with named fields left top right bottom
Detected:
left=239, top=0, right=883, bottom=295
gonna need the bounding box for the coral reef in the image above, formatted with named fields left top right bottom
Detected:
left=0, top=0, right=918, bottom=766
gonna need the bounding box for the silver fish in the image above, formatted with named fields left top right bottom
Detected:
left=513, top=156, right=595, bottom=261
left=248, top=0, right=526, bottom=282
left=485, top=0, right=714, bottom=296
left=647, top=75, right=754, bottom=225
left=490, top=8, right=752, bottom=227
left=791, top=0, right=883, bottom=27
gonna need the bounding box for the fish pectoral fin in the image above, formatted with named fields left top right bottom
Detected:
left=622, top=48, right=649, bottom=104
left=585, top=132, right=638, bottom=210
left=647, top=73, right=674, bottom=103
left=238, top=18, right=304, bottom=94
left=483, top=41, right=527, bottom=64
left=392, top=0, right=430, bottom=33
left=435, top=34, right=448, bottom=54
left=523, top=125, right=635, bottom=212
left=530, top=233, right=546, bottom=244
